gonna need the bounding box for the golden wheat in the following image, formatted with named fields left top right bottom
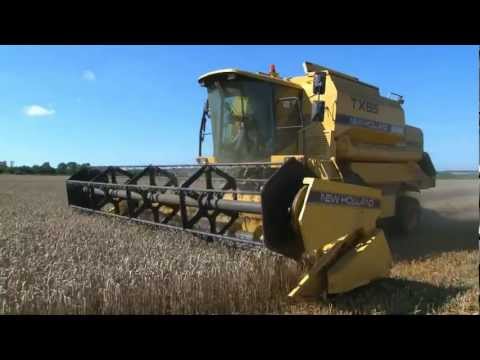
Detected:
left=0, top=175, right=477, bottom=314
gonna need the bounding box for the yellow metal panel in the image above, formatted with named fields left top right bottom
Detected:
left=333, top=75, right=405, bottom=126
left=350, top=162, right=426, bottom=185
left=380, top=194, right=396, bottom=218
left=298, top=178, right=382, bottom=253
left=222, top=193, right=263, bottom=238
left=289, top=72, right=338, bottom=131
left=327, top=229, right=392, bottom=294
left=288, top=228, right=392, bottom=297
left=335, top=124, right=405, bottom=145
left=270, top=155, right=304, bottom=164
left=196, top=156, right=216, bottom=164
left=405, top=125, right=423, bottom=148
left=336, top=136, right=422, bottom=162
left=303, top=61, right=359, bottom=81
left=305, top=156, right=342, bottom=181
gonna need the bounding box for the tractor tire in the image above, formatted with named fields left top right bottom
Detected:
left=394, top=196, right=421, bottom=235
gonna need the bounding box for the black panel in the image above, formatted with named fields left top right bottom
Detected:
left=418, top=152, right=437, bottom=177
left=66, top=168, right=107, bottom=208
left=261, top=158, right=309, bottom=260
left=336, top=114, right=404, bottom=134
left=313, top=72, right=326, bottom=95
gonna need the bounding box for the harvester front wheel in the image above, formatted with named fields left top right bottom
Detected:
left=395, top=196, right=421, bottom=235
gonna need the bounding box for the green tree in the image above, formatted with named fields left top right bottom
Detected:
left=15, top=166, right=33, bottom=174
left=66, top=162, right=78, bottom=175
left=57, top=162, right=68, bottom=174
left=39, top=162, right=56, bottom=174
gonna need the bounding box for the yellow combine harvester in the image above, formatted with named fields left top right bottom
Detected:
left=66, top=61, right=436, bottom=298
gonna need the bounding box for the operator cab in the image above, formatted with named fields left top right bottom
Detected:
left=198, top=69, right=305, bottom=163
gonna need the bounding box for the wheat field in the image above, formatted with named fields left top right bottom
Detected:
left=0, top=175, right=478, bottom=314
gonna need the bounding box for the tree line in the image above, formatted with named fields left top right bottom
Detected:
left=0, top=162, right=90, bottom=175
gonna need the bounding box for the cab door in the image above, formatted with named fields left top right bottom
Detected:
left=274, top=85, right=304, bottom=155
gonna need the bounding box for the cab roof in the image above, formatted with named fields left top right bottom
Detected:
left=198, top=68, right=303, bottom=89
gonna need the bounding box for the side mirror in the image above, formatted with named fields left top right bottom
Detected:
left=311, top=101, right=325, bottom=122
left=313, top=72, right=326, bottom=95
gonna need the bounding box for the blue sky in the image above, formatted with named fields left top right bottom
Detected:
left=0, top=45, right=477, bottom=170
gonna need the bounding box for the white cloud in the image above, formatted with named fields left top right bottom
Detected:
left=82, top=69, right=96, bottom=81
left=23, top=105, right=56, bottom=117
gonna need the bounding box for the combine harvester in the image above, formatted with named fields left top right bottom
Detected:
left=66, top=62, right=436, bottom=298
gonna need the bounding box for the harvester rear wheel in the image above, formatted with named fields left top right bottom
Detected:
left=395, top=196, right=421, bottom=235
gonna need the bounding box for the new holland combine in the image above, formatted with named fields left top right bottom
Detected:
left=66, top=61, right=436, bottom=298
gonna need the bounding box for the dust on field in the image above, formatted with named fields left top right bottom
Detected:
left=0, top=175, right=478, bottom=314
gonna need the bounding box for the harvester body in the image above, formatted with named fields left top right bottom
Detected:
left=66, top=61, right=436, bottom=298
